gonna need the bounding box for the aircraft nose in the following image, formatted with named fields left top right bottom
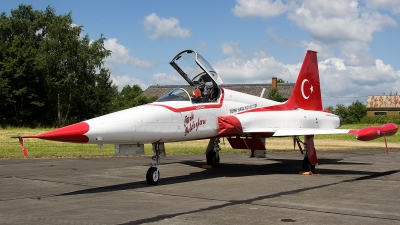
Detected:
left=24, top=122, right=90, bottom=143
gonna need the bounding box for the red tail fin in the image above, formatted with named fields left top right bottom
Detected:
left=285, top=50, right=322, bottom=111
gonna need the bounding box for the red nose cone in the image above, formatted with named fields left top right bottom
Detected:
left=24, top=122, right=90, bottom=143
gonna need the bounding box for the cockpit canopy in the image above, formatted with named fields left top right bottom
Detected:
left=155, top=88, right=190, bottom=102
left=170, top=50, right=223, bottom=86
left=155, top=50, right=222, bottom=104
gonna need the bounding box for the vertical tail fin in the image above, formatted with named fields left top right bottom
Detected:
left=285, top=50, right=322, bottom=111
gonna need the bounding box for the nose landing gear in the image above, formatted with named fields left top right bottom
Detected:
left=146, top=142, right=165, bottom=185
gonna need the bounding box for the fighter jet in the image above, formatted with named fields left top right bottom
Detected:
left=17, top=50, right=398, bottom=185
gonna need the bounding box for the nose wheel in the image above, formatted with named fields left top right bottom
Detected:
left=146, top=167, right=159, bottom=185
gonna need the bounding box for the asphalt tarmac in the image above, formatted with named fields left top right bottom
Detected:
left=1, top=149, right=400, bottom=225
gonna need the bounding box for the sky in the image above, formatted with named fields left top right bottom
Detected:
left=2, top=0, right=400, bottom=107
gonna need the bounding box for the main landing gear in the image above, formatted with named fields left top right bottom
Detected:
left=205, top=138, right=221, bottom=167
left=302, top=154, right=316, bottom=173
left=294, top=135, right=317, bottom=173
left=146, top=142, right=164, bottom=185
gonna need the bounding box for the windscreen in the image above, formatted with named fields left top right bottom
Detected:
left=155, top=88, right=190, bottom=102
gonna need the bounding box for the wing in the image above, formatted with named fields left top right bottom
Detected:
left=243, top=128, right=354, bottom=137
left=270, top=124, right=397, bottom=141
left=218, top=113, right=398, bottom=141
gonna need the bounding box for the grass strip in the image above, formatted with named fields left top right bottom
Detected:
left=1, top=124, right=398, bottom=159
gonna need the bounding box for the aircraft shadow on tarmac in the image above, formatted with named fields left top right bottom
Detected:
left=59, top=157, right=378, bottom=197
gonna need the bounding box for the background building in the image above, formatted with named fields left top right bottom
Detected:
left=366, top=95, right=400, bottom=116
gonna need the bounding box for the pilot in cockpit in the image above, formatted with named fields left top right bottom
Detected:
left=206, top=84, right=219, bottom=102
left=191, top=84, right=219, bottom=103
left=191, top=87, right=202, bottom=103
left=192, top=87, right=201, bottom=98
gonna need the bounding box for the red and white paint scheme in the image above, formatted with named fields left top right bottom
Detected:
left=18, top=50, right=398, bottom=185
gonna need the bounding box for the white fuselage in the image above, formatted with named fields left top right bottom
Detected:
left=83, top=88, right=341, bottom=144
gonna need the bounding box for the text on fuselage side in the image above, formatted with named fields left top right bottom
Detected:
left=229, top=104, right=257, bottom=114
left=184, top=112, right=206, bottom=136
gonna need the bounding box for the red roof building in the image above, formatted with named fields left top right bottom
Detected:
left=366, top=95, right=400, bottom=116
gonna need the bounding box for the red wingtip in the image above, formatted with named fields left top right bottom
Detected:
left=24, top=122, right=90, bottom=143
left=355, top=123, right=398, bottom=141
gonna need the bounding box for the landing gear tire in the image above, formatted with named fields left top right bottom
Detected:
left=146, top=167, right=159, bottom=185
left=302, top=156, right=315, bottom=173
left=206, top=151, right=220, bottom=167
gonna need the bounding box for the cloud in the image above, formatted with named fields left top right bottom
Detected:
left=143, top=13, right=190, bottom=40
left=220, top=42, right=246, bottom=58
left=213, top=52, right=294, bottom=84
left=232, top=1, right=398, bottom=69
left=263, top=0, right=397, bottom=67
left=150, top=72, right=187, bottom=85
left=111, top=75, right=147, bottom=90
left=266, top=27, right=298, bottom=48
left=104, top=38, right=153, bottom=67
left=287, top=0, right=397, bottom=44
left=366, top=0, right=400, bottom=14
left=301, top=40, right=334, bottom=59
left=338, top=41, right=375, bottom=66
left=196, top=41, right=210, bottom=54
left=317, top=56, right=400, bottom=106
left=232, top=0, right=295, bottom=18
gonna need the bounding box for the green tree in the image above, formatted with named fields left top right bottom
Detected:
left=0, top=77, right=9, bottom=126
left=112, top=84, right=158, bottom=111
left=325, top=106, right=334, bottom=113
left=330, top=101, right=367, bottom=124
left=0, top=5, right=47, bottom=126
left=113, top=84, right=144, bottom=111
left=277, top=78, right=285, bottom=83
left=347, top=100, right=366, bottom=123
left=133, top=95, right=158, bottom=107
left=333, top=104, right=349, bottom=122
left=267, top=88, right=285, bottom=102
left=0, top=4, right=116, bottom=126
